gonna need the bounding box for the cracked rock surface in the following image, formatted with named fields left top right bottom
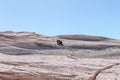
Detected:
left=0, top=31, right=120, bottom=80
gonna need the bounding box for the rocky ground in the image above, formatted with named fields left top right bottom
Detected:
left=0, top=31, right=120, bottom=80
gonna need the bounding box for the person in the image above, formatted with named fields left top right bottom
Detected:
left=56, top=39, right=64, bottom=46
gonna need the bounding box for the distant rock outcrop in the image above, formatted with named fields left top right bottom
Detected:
left=0, top=31, right=120, bottom=58
left=58, top=35, right=110, bottom=41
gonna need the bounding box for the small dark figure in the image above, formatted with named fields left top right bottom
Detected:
left=56, top=39, right=64, bottom=46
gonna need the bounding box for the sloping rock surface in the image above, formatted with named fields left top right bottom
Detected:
left=0, top=31, right=120, bottom=80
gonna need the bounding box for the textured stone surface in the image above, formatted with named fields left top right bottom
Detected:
left=0, top=31, right=120, bottom=80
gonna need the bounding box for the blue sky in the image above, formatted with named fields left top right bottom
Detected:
left=0, top=0, right=120, bottom=38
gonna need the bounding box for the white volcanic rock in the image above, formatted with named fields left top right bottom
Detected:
left=0, top=31, right=120, bottom=80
